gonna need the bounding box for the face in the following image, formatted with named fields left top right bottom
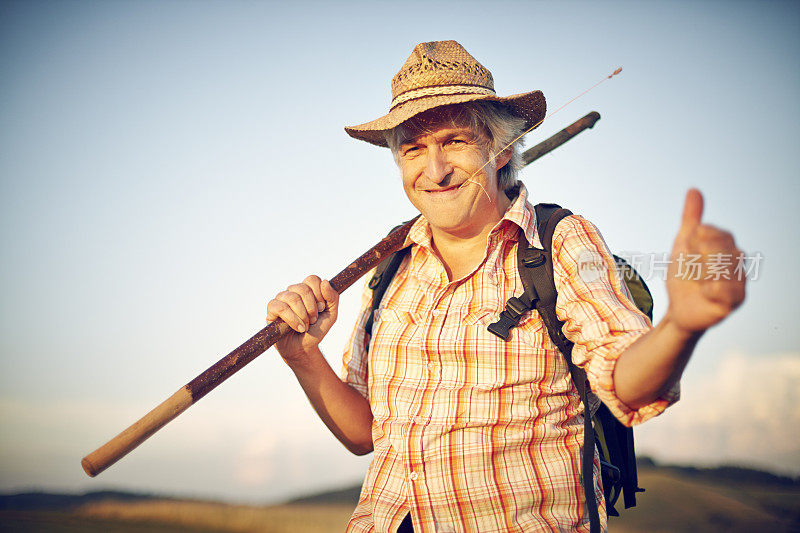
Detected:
left=396, top=108, right=512, bottom=240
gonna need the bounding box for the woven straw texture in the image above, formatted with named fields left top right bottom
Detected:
left=345, top=41, right=546, bottom=147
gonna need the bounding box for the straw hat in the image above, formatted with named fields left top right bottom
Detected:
left=345, top=40, right=546, bottom=147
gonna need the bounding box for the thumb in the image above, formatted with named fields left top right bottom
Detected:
left=320, top=280, right=339, bottom=315
left=678, top=188, right=704, bottom=236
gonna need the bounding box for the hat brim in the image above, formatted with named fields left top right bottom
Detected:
left=344, top=90, right=546, bottom=147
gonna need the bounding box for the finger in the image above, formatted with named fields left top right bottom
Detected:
left=701, top=278, right=746, bottom=310
left=694, top=225, right=737, bottom=255
left=265, top=299, right=283, bottom=322
left=279, top=290, right=316, bottom=332
left=266, top=297, right=307, bottom=333
left=303, top=275, right=327, bottom=313
left=678, top=188, right=704, bottom=236
left=288, top=283, right=320, bottom=326
left=320, top=279, right=339, bottom=319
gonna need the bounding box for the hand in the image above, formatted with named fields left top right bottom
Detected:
left=666, top=189, right=746, bottom=334
left=266, top=275, right=339, bottom=363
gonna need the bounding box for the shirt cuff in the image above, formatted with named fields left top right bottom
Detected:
left=578, top=331, right=680, bottom=426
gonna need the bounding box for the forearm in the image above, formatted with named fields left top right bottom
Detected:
left=613, top=311, right=703, bottom=409
left=285, top=348, right=374, bottom=455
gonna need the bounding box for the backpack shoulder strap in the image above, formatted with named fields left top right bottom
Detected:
left=364, top=245, right=411, bottom=338
left=525, top=203, right=574, bottom=356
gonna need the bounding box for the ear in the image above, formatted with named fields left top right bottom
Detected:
left=495, top=148, right=513, bottom=170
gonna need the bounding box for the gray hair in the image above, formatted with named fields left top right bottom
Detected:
left=384, top=101, right=527, bottom=195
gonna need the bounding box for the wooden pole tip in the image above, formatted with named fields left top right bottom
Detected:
left=81, top=457, right=98, bottom=477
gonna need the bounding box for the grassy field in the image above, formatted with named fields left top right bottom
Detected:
left=0, top=503, right=354, bottom=533
left=0, top=509, right=225, bottom=532
left=2, top=468, right=798, bottom=532
left=612, top=469, right=799, bottom=532
left=77, top=502, right=354, bottom=533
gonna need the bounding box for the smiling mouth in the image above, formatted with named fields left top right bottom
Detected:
left=425, top=182, right=465, bottom=194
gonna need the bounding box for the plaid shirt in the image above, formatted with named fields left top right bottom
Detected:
left=341, top=186, right=678, bottom=532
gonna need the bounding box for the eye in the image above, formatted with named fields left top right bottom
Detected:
left=401, top=145, right=420, bottom=157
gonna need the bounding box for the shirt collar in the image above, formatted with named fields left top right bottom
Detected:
left=496, top=182, right=537, bottom=245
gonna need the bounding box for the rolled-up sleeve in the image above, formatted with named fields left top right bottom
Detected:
left=340, top=275, right=374, bottom=401
left=551, top=215, right=679, bottom=426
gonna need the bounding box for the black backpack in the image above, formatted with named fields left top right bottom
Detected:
left=365, top=204, right=650, bottom=533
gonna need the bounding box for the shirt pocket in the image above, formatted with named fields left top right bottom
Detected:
left=368, top=308, right=418, bottom=376
left=444, top=308, right=556, bottom=385
left=513, top=308, right=550, bottom=351
left=466, top=306, right=547, bottom=347
left=437, top=308, right=529, bottom=391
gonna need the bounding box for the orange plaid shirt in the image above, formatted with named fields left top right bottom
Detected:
left=341, top=186, right=678, bottom=533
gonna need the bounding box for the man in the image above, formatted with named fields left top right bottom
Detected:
left=266, top=41, right=745, bottom=532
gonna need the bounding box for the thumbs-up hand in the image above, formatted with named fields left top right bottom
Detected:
left=666, top=189, right=746, bottom=334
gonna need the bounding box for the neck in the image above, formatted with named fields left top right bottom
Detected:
left=430, top=193, right=512, bottom=280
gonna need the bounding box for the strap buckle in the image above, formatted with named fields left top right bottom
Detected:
left=522, top=248, right=546, bottom=267
left=487, top=314, right=515, bottom=341
left=505, top=296, right=528, bottom=319
left=488, top=297, right=532, bottom=340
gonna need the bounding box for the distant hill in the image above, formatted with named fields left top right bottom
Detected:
left=287, top=485, right=362, bottom=505
left=644, top=460, right=800, bottom=487
left=0, top=490, right=168, bottom=511
left=617, top=461, right=800, bottom=532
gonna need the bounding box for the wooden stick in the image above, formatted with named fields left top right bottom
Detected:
left=521, top=111, right=601, bottom=166
left=81, top=216, right=418, bottom=477
left=81, top=111, right=602, bottom=477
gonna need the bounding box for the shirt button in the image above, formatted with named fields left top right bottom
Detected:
left=409, top=471, right=419, bottom=481
left=414, top=415, right=425, bottom=424
left=427, top=361, right=437, bottom=371
left=431, top=309, right=442, bottom=317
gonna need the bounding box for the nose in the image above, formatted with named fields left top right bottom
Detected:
left=424, top=146, right=453, bottom=184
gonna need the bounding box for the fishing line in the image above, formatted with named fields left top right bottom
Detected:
left=465, top=67, right=623, bottom=202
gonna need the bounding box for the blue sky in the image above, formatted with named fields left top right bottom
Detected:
left=1, top=0, right=798, bottom=503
